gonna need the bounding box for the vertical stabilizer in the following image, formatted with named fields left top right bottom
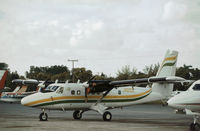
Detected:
left=156, top=50, right=178, bottom=77
left=152, top=50, right=178, bottom=99
left=17, top=86, right=28, bottom=93
left=12, top=86, right=21, bottom=93
left=0, top=70, right=8, bottom=90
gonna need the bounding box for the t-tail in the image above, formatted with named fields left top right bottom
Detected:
left=152, top=50, right=178, bottom=100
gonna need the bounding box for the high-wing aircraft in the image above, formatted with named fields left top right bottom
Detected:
left=168, top=80, right=200, bottom=130
left=21, top=50, right=185, bottom=121
left=0, top=76, right=42, bottom=103
left=0, top=74, right=57, bottom=103
left=0, top=85, right=38, bottom=103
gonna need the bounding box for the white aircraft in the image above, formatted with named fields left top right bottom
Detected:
left=168, top=80, right=200, bottom=130
left=0, top=75, right=41, bottom=103
left=21, top=50, right=185, bottom=121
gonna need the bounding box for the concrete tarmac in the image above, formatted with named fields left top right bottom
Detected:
left=0, top=102, right=193, bottom=131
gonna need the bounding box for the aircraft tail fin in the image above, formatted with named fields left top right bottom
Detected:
left=0, top=70, right=8, bottom=90
left=17, top=86, right=28, bottom=93
left=152, top=50, right=178, bottom=99
left=12, top=86, right=21, bottom=93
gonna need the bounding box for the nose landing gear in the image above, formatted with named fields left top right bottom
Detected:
left=39, top=109, right=48, bottom=121
left=73, top=110, right=83, bottom=120
left=190, top=116, right=200, bottom=131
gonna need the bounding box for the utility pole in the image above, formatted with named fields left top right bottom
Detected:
left=68, top=59, right=78, bottom=83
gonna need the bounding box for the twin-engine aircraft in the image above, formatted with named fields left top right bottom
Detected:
left=168, top=80, right=200, bottom=130
left=21, top=50, right=185, bottom=121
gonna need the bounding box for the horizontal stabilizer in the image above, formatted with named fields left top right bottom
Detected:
left=185, top=109, right=200, bottom=116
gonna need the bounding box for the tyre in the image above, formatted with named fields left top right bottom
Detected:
left=39, top=112, right=48, bottom=121
left=103, top=111, right=112, bottom=121
left=190, top=123, right=200, bottom=131
left=73, top=110, right=82, bottom=120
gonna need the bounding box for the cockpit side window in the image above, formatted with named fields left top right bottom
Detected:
left=56, top=87, right=64, bottom=94
left=43, top=86, right=59, bottom=93
left=193, top=84, right=200, bottom=90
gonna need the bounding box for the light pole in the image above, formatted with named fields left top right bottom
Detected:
left=68, top=59, right=78, bottom=83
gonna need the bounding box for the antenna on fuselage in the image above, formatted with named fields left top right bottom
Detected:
left=65, top=80, right=69, bottom=84
left=55, top=79, right=58, bottom=84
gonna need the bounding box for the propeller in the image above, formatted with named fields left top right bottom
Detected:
left=84, top=76, right=96, bottom=102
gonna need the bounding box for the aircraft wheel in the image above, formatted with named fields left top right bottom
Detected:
left=103, top=111, right=112, bottom=121
left=190, top=123, right=200, bottom=131
left=73, top=110, right=82, bottom=120
left=39, top=112, right=48, bottom=121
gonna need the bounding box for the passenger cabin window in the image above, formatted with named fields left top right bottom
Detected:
left=77, top=90, right=81, bottom=95
left=193, top=84, right=200, bottom=90
left=56, top=87, right=64, bottom=94
left=71, top=90, right=75, bottom=95
left=118, top=90, right=121, bottom=95
left=43, top=86, right=59, bottom=93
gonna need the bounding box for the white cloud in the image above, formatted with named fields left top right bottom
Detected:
left=0, top=0, right=199, bottom=76
left=162, top=1, right=188, bottom=22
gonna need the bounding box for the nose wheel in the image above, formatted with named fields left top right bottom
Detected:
left=190, top=116, right=200, bottom=131
left=39, top=109, right=48, bottom=121
left=190, top=123, right=200, bottom=131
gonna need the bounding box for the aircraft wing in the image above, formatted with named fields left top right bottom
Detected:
left=87, top=76, right=186, bottom=93
left=109, top=76, right=186, bottom=86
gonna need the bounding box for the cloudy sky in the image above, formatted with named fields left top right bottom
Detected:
left=0, top=0, right=200, bottom=77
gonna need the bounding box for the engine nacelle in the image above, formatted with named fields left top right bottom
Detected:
left=88, top=80, right=113, bottom=93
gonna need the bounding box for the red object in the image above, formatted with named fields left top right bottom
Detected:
left=0, top=70, right=8, bottom=90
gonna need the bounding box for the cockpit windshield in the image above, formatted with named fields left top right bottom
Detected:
left=42, top=86, right=59, bottom=93
left=193, top=84, right=200, bottom=91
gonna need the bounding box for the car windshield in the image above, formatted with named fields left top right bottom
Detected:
left=193, top=84, right=200, bottom=91
left=42, top=86, right=59, bottom=93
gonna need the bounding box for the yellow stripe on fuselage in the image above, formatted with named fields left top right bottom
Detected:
left=24, top=89, right=152, bottom=106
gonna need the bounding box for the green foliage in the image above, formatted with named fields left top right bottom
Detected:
left=0, top=63, right=8, bottom=70
left=5, top=71, right=20, bottom=91
left=143, top=63, right=160, bottom=77
left=175, top=64, right=200, bottom=91
left=2, top=63, right=200, bottom=92
left=116, top=65, right=138, bottom=80
left=73, top=68, right=93, bottom=82
left=51, top=72, right=71, bottom=81
left=26, top=65, right=70, bottom=81
left=95, top=73, right=114, bottom=80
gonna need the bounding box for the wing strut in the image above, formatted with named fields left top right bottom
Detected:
left=94, top=88, right=112, bottom=106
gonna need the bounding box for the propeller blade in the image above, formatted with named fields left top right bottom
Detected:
left=87, top=76, right=96, bottom=84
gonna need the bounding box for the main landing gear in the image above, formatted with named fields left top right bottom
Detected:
left=190, top=116, right=200, bottom=131
left=73, top=110, right=83, bottom=120
left=72, top=110, right=112, bottom=121
left=103, top=111, right=112, bottom=121
left=39, top=109, right=48, bottom=121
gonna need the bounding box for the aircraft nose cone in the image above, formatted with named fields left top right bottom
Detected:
left=167, top=98, right=176, bottom=108
left=21, top=97, right=28, bottom=106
